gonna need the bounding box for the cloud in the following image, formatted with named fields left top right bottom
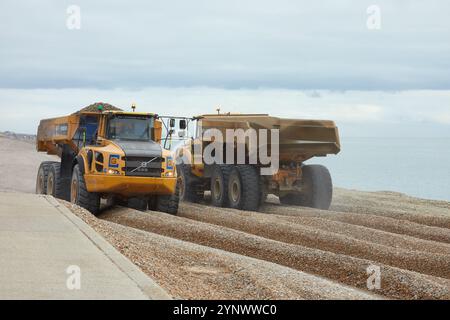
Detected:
left=0, top=0, right=449, bottom=90
left=429, top=113, right=450, bottom=125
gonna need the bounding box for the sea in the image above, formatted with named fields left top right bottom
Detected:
left=309, top=137, right=450, bottom=202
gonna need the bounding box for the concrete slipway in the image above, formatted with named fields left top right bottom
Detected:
left=0, top=192, right=170, bottom=300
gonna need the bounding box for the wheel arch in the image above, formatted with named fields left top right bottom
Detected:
left=73, top=154, right=87, bottom=175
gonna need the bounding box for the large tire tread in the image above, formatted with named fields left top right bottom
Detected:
left=210, top=165, right=232, bottom=207
left=178, top=164, right=203, bottom=203
left=72, top=164, right=100, bottom=215
left=238, top=165, right=261, bottom=211
left=36, top=161, right=59, bottom=194
left=228, top=165, right=261, bottom=211
left=279, top=164, right=332, bottom=210
left=304, top=164, right=333, bottom=210
left=47, top=162, right=68, bottom=200
left=156, top=183, right=180, bottom=215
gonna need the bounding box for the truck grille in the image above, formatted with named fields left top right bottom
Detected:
left=123, top=156, right=163, bottom=177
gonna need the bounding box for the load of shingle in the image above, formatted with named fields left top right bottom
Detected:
left=75, top=102, right=122, bottom=113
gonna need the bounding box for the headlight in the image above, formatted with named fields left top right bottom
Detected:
left=107, top=169, right=120, bottom=175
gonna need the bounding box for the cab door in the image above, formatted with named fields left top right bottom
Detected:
left=191, top=119, right=204, bottom=176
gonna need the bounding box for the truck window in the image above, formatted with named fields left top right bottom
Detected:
left=107, top=115, right=154, bottom=141
left=73, top=115, right=99, bottom=148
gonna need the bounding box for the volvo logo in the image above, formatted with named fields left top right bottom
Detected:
left=130, top=157, right=158, bottom=173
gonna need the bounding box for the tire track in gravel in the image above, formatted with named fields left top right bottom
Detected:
left=261, top=213, right=450, bottom=256
left=100, top=206, right=450, bottom=300
left=330, top=189, right=450, bottom=229
left=66, top=202, right=378, bottom=300
left=182, top=203, right=450, bottom=256
left=332, top=205, right=450, bottom=229
left=262, top=203, right=450, bottom=244
left=179, top=203, right=450, bottom=279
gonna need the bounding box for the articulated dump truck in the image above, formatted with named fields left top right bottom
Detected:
left=176, top=114, right=340, bottom=211
left=36, top=103, right=179, bottom=215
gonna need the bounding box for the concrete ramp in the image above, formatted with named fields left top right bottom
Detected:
left=0, top=192, right=170, bottom=300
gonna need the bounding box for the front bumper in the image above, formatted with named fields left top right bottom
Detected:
left=84, top=174, right=177, bottom=196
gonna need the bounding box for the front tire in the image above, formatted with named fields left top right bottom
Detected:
left=70, top=164, right=100, bottom=215
left=177, top=164, right=203, bottom=203
left=155, top=183, right=180, bottom=215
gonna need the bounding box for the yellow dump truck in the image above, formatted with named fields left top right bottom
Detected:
left=36, top=103, right=179, bottom=214
left=176, top=113, right=340, bottom=211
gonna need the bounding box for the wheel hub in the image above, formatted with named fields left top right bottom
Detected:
left=231, top=180, right=240, bottom=203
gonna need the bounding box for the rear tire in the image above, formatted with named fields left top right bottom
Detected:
left=70, top=164, right=100, bottom=215
left=156, top=183, right=180, bottom=215
left=46, top=163, right=67, bottom=200
left=228, top=165, right=261, bottom=211
left=210, top=165, right=231, bottom=207
left=177, top=164, right=203, bottom=203
left=280, top=165, right=332, bottom=210
left=36, top=161, right=56, bottom=194
left=301, top=165, right=333, bottom=210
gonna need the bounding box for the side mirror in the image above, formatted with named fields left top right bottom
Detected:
left=169, top=118, right=176, bottom=128
left=179, top=119, right=187, bottom=130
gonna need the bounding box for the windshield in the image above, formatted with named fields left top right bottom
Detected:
left=107, top=115, right=154, bottom=141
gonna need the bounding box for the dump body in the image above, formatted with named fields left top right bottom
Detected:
left=37, top=113, right=80, bottom=156
left=198, top=114, right=340, bottom=162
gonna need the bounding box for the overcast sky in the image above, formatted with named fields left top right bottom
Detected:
left=0, top=0, right=449, bottom=135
